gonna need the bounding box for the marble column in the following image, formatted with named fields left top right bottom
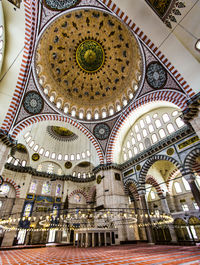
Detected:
left=136, top=199, right=147, bottom=241
left=104, top=232, right=107, bottom=246
left=85, top=232, right=88, bottom=248
left=185, top=175, right=200, bottom=209
left=92, top=233, right=95, bottom=247
left=166, top=192, right=176, bottom=212
left=98, top=232, right=101, bottom=246
left=139, top=193, right=154, bottom=243
left=160, top=195, right=177, bottom=242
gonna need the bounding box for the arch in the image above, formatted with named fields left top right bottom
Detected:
left=10, top=114, right=104, bottom=164
left=146, top=175, right=163, bottom=197
left=184, top=148, right=200, bottom=176
left=106, top=93, right=188, bottom=163
left=87, top=186, right=96, bottom=203
left=139, top=155, right=184, bottom=191
left=124, top=179, right=139, bottom=201
left=167, top=168, right=182, bottom=194
left=2, top=178, right=20, bottom=198
left=1, top=0, right=38, bottom=132
left=101, top=0, right=194, bottom=98
left=68, top=189, right=88, bottom=203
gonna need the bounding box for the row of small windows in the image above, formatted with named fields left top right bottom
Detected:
left=7, top=157, right=27, bottom=167
left=29, top=180, right=62, bottom=196
left=24, top=132, right=91, bottom=161
left=123, top=110, right=185, bottom=161
left=72, top=172, right=93, bottom=178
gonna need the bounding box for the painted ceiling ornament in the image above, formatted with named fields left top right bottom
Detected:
left=146, top=62, right=167, bottom=89
left=47, top=126, right=78, bottom=142
left=32, top=153, right=40, bottom=161
left=93, top=123, right=110, bottom=140
left=145, top=0, right=186, bottom=29
left=75, top=39, right=105, bottom=73
left=23, top=91, right=44, bottom=115
left=44, top=0, right=80, bottom=11
left=34, top=8, right=143, bottom=121
left=65, top=161, right=72, bottom=169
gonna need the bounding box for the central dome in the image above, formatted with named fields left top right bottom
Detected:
left=35, top=9, right=143, bottom=120
left=76, top=40, right=105, bottom=73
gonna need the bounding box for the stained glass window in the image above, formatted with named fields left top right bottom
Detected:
left=0, top=184, right=10, bottom=195
left=24, top=203, right=32, bottom=217
left=74, top=194, right=81, bottom=203
left=29, top=180, right=37, bottom=194
left=42, top=181, right=51, bottom=195
left=55, top=184, right=62, bottom=197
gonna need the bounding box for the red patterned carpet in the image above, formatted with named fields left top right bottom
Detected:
left=0, top=244, right=200, bottom=265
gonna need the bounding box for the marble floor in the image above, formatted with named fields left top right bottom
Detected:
left=0, top=244, right=200, bottom=265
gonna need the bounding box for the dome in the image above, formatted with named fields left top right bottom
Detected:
left=34, top=8, right=143, bottom=121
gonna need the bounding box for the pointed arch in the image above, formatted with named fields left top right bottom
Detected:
left=3, top=177, right=20, bottom=198
left=139, top=155, right=184, bottom=191
left=68, top=189, right=88, bottom=203
left=106, top=93, right=188, bottom=163
left=146, top=175, right=163, bottom=197
left=1, top=0, right=38, bottom=132
left=124, top=179, right=139, bottom=201
left=10, top=114, right=104, bottom=164
left=184, top=148, right=200, bottom=176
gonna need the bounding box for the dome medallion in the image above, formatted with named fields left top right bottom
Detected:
left=76, top=40, right=105, bottom=73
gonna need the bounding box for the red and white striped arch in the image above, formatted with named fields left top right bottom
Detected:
left=106, top=90, right=188, bottom=163
left=3, top=177, right=20, bottom=198
left=11, top=114, right=104, bottom=164
left=100, top=0, right=195, bottom=98
left=1, top=0, right=38, bottom=132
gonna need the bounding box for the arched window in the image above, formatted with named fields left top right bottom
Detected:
left=0, top=183, right=10, bottom=195
left=152, top=134, right=158, bottom=143
left=29, top=180, right=37, bottom=193
left=39, top=148, right=44, bottom=155
left=123, top=153, right=127, bottom=161
left=137, top=133, right=141, bottom=141
left=133, top=147, right=138, bottom=155
left=149, top=124, right=154, bottom=133
left=24, top=203, right=32, bottom=217
left=155, top=119, right=162, bottom=128
left=134, top=125, right=139, bottom=133
left=167, top=123, right=175, bottom=133
left=55, top=184, right=62, bottom=197
left=131, top=137, right=135, bottom=145
left=71, top=154, right=75, bottom=161
left=140, top=120, right=145, bottom=128
left=64, top=154, right=69, bottom=161
left=146, top=115, right=151, bottom=124
left=29, top=140, right=34, bottom=147
left=42, top=181, right=51, bottom=195
left=82, top=152, right=86, bottom=159
left=139, top=143, right=144, bottom=151
left=159, top=129, right=166, bottom=139
left=22, top=160, right=26, bottom=167
left=162, top=113, right=170, bottom=123
left=128, top=150, right=132, bottom=158
left=143, top=129, right=147, bottom=137
left=57, top=154, right=62, bottom=161
left=127, top=141, right=130, bottom=148
left=51, top=153, right=56, bottom=159
left=172, top=110, right=178, bottom=117
left=34, top=144, right=39, bottom=152
left=182, top=178, right=191, bottom=191
left=45, top=151, right=50, bottom=157
left=76, top=153, right=81, bottom=160
left=150, top=190, right=156, bottom=200
left=174, top=182, right=182, bottom=194
left=176, top=117, right=185, bottom=128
